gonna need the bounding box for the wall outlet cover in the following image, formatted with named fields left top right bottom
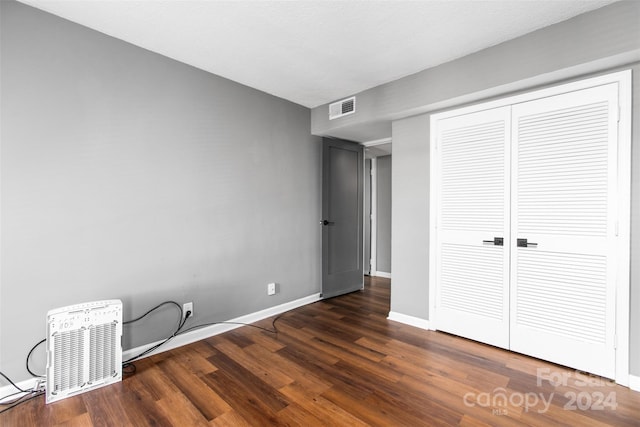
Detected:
left=267, top=283, right=276, bottom=295
left=183, top=302, right=193, bottom=319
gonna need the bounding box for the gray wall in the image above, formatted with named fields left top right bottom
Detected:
left=1, top=1, right=321, bottom=382
left=390, top=117, right=429, bottom=317
left=376, top=155, right=392, bottom=273
left=315, top=1, right=640, bottom=376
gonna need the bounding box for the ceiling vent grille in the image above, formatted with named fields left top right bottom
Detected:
left=329, top=96, right=356, bottom=120
left=46, top=300, right=122, bottom=404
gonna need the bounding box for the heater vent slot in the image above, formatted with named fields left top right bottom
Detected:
left=46, top=300, right=122, bottom=404
left=90, top=323, right=117, bottom=382
left=329, top=96, right=356, bottom=120
left=53, top=328, right=85, bottom=393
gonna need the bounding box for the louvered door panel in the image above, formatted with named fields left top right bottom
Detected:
left=510, top=84, right=618, bottom=378
left=440, top=244, right=504, bottom=319
left=516, top=251, right=607, bottom=343
left=441, top=121, right=506, bottom=233
left=517, top=101, right=610, bottom=237
left=435, top=107, right=510, bottom=349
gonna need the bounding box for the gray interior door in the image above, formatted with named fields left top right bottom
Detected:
left=321, top=138, right=364, bottom=299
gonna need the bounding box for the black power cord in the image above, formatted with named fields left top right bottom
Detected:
left=22, top=301, right=187, bottom=378
left=177, top=314, right=282, bottom=336
left=0, top=370, right=44, bottom=415
left=26, top=339, right=46, bottom=378
left=122, top=305, right=188, bottom=365
left=0, top=390, right=45, bottom=414
left=1, top=300, right=187, bottom=414
left=3, top=301, right=286, bottom=414
left=124, top=301, right=183, bottom=326
left=120, top=313, right=284, bottom=374
left=0, top=371, right=27, bottom=394
left=121, top=301, right=185, bottom=366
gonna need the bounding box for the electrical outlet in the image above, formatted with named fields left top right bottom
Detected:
left=267, top=283, right=276, bottom=296
left=183, top=302, right=193, bottom=320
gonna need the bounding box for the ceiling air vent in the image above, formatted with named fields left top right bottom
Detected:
left=329, top=96, right=356, bottom=120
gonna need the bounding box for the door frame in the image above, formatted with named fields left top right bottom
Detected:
left=363, top=137, right=393, bottom=277
left=370, top=157, right=378, bottom=275
left=364, top=159, right=372, bottom=275
left=428, top=70, right=631, bottom=385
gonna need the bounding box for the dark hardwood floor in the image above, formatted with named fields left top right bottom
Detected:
left=2, top=276, right=639, bottom=426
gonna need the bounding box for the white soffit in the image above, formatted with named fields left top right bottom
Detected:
left=18, top=0, right=617, bottom=108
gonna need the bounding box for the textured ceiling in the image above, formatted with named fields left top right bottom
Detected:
left=19, top=0, right=616, bottom=108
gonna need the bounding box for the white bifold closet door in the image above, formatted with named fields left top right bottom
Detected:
left=435, top=107, right=511, bottom=349
left=434, top=83, right=619, bottom=378
left=510, top=84, right=619, bottom=379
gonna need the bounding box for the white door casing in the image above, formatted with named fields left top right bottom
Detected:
left=429, top=70, right=631, bottom=384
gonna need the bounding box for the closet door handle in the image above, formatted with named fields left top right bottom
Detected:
left=517, top=238, right=537, bottom=248
left=482, top=237, right=504, bottom=246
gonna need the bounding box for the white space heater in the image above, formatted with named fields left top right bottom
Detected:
left=46, top=300, right=123, bottom=404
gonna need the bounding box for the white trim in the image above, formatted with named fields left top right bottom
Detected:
left=362, top=137, right=392, bottom=147
left=387, top=312, right=431, bottom=330
left=614, top=70, right=632, bottom=387
left=123, top=293, right=321, bottom=362
left=429, top=71, right=632, bottom=122
left=629, top=375, right=640, bottom=392
left=428, top=107, right=438, bottom=333
left=364, top=159, right=370, bottom=275
left=429, top=69, right=632, bottom=385
left=370, top=158, right=378, bottom=275
left=373, top=271, right=391, bottom=279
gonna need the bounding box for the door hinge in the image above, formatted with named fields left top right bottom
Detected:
left=615, top=221, right=619, bottom=237
left=617, top=105, right=621, bottom=123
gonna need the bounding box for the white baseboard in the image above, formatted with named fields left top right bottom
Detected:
left=629, top=374, right=640, bottom=392
left=374, top=271, right=391, bottom=279
left=123, top=293, right=321, bottom=362
left=1, top=293, right=322, bottom=400
left=387, top=311, right=430, bottom=330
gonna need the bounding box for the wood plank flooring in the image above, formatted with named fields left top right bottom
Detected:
left=2, top=276, right=639, bottom=426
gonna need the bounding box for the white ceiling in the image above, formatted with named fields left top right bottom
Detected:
left=19, top=0, right=616, bottom=109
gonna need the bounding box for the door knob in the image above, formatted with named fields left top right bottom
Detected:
left=517, top=238, right=538, bottom=247
left=320, top=220, right=334, bottom=226
left=482, top=237, right=504, bottom=246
